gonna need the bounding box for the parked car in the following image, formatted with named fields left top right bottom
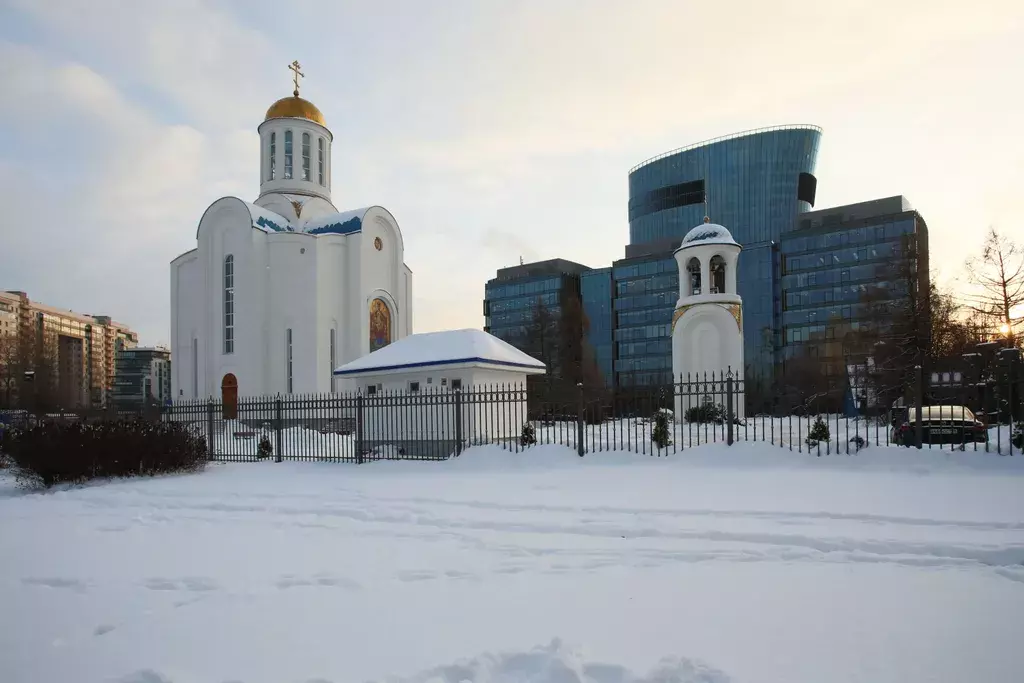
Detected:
left=891, top=405, right=988, bottom=446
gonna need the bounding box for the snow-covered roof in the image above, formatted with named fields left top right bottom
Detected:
left=333, top=329, right=547, bottom=376
left=677, top=222, right=740, bottom=249
left=245, top=202, right=293, bottom=233
left=302, top=207, right=370, bottom=235
left=244, top=202, right=374, bottom=237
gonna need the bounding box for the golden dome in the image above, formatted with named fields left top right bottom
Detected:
left=264, top=94, right=325, bottom=126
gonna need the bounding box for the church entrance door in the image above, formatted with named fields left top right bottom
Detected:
left=221, top=373, right=238, bottom=420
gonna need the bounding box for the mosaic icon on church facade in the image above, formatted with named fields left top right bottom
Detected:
left=369, top=298, right=392, bottom=352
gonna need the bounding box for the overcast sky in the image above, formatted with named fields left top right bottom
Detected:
left=0, top=0, right=1021, bottom=345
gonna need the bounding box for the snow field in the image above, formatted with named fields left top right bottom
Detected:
left=2, top=443, right=1024, bottom=682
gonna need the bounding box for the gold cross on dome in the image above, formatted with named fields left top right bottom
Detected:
left=288, top=60, right=304, bottom=96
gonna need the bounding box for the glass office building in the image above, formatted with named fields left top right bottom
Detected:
left=623, top=125, right=822, bottom=380
left=779, top=196, right=929, bottom=387
left=112, top=346, right=172, bottom=410
left=611, top=255, right=678, bottom=386
left=483, top=259, right=590, bottom=351
left=580, top=268, right=614, bottom=384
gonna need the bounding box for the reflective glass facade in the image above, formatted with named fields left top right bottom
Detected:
left=581, top=268, right=613, bottom=384
left=483, top=259, right=591, bottom=356
left=484, top=275, right=565, bottom=346
left=112, top=347, right=172, bottom=410
left=626, top=126, right=822, bottom=377
left=779, top=198, right=928, bottom=385
left=611, top=256, right=677, bottom=386
left=628, top=126, right=822, bottom=246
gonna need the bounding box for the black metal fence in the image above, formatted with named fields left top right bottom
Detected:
left=150, top=366, right=1022, bottom=462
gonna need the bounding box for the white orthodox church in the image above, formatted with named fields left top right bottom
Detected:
left=171, top=66, right=412, bottom=402
left=671, top=218, right=744, bottom=419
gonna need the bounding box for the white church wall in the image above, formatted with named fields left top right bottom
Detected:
left=315, top=236, right=351, bottom=393
left=266, top=233, right=319, bottom=395
left=402, top=265, right=413, bottom=337
left=361, top=208, right=408, bottom=348
left=170, top=251, right=200, bottom=399
left=343, top=232, right=366, bottom=361
left=194, top=198, right=257, bottom=398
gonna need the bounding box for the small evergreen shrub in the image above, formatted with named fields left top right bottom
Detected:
left=1012, top=423, right=1023, bottom=451
left=651, top=409, right=672, bottom=449
left=685, top=403, right=726, bottom=424
left=848, top=435, right=866, bottom=453
left=4, top=419, right=207, bottom=489
left=520, top=422, right=537, bottom=447
left=257, top=434, right=274, bottom=460
left=806, top=416, right=831, bottom=451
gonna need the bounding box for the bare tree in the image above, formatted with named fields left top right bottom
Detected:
left=0, top=328, right=60, bottom=411
left=522, top=298, right=559, bottom=374
left=0, top=333, right=21, bottom=409
left=964, top=228, right=1024, bottom=345
left=929, top=284, right=987, bottom=361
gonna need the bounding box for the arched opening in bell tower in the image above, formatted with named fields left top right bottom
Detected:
left=710, top=255, right=726, bottom=294
left=687, top=257, right=702, bottom=296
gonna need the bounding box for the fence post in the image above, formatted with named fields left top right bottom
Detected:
left=914, top=364, right=924, bottom=449
left=206, top=399, right=215, bottom=460
left=726, top=369, right=735, bottom=446
left=356, top=393, right=365, bottom=464
left=454, top=388, right=463, bottom=456
left=576, top=382, right=585, bottom=457
left=1007, top=354, right=1016, bottom=455
left=980, top=379, right=989, bottom=453
left=274, top=397, right=283, bottom=462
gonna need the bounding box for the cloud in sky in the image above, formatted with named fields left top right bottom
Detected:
left=0, top=0, right=1022, bottom=344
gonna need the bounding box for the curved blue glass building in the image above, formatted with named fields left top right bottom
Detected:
left=620, top=126, right=822, bottom=382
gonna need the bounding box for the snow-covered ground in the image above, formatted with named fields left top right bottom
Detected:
left=2, top=444, right=1024, bottom=683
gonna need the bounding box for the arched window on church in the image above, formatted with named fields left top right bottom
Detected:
left=223, top=255, right=234, bottom=354
left=687, top=257, right=701, bottom=296
left=268, top=132, right=276, bottom=181
left=710, top=255, right=726, bottom=294
left=283, top=130, right=293, bottom=179
left=301, top=132, right=311, bottom=181
left=318, top=138, right=325, bottom=186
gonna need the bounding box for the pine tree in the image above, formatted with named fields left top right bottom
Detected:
left=257, top=435, right=273, bottom=460
left=520, top=421, right=537, bottom=447
left=651, top=409, right=671, bottom=450
left=806, top=416, right=830, bottom=451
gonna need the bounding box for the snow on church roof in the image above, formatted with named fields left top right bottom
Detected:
left=245, top=202, right=293, bottom=233
left=333, top=329, right=547, bottom=376
left=677, top=221, right=739, bottom=249
left=243, top=202, right=374, bottom=236
left=303, top=207, right=369, bottom=235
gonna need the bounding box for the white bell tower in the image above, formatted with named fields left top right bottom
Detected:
left=671, top=217, right=745, bottom=419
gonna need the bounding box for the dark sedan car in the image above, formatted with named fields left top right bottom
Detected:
left=892, top=406, right=989, bottom=446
